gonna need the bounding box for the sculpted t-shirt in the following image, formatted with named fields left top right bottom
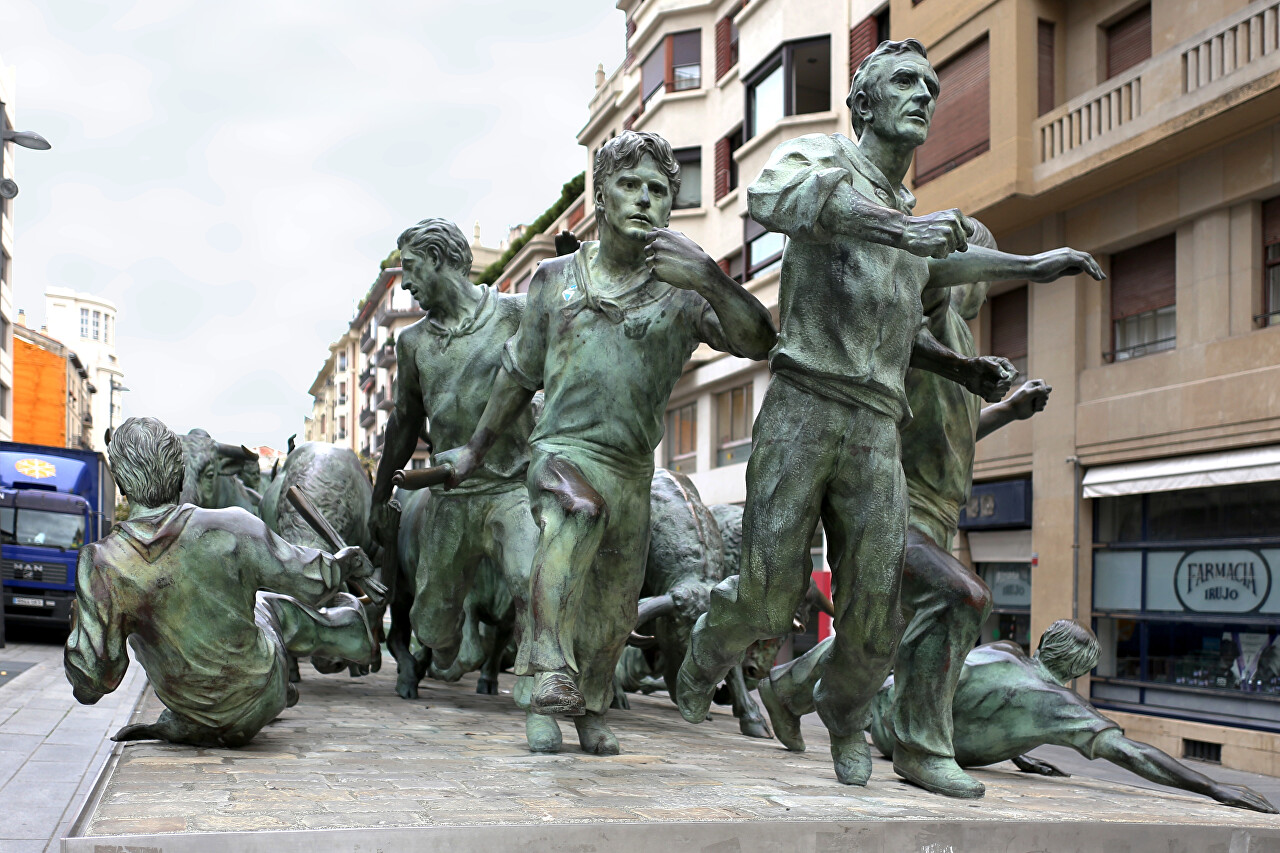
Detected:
left=396, top=286, right=533, bottom=494
left=747, top=132, right=930, bottom=423
left=503, top=243, right=742, bottom=471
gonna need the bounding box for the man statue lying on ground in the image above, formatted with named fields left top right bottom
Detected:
left=762, top=619, right=1276, bottom=813
left=65, top=416, right=377, bottom=748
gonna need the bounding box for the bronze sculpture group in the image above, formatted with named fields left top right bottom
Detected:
left=64, top=39, right=1275, bottom=814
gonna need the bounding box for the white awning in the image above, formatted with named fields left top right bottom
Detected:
left=1081, top=445, right=1280, bottom=498
left=967, top=529, right=1033, bottom=563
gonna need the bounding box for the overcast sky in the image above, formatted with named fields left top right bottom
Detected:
left=1, top=0, right=623, bottom=448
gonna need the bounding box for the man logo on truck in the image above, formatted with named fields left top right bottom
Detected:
left=15, top=459, right=56, bottom=479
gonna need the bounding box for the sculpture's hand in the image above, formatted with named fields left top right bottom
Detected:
left=1212, top=783, right=1277, bottom=813
left=1006, top=379, right=1052, bottom=420
left=368, top=500, right=400, bottom=551
left=1011, top=754, right=1069, bottom=777
left=554, top=230, right=581, bottom=257
left=442, top=445, right=480, bottom=490
left=645, top=228, right=718, bottom=292
left=962, top=356, right=1017, bottom=403
left=1027, top=247, right=1105, bottom=282
left=898, top=208, right=974, bottom=259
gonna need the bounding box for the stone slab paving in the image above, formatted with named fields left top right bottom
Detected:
left=67, top=666, right=1280, bottom=851
left=0, top=634, right=148, bottom=853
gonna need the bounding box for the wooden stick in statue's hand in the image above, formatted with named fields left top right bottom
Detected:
left=391, top=464, right=454, bottom=491
left=285, top=485, right=387, bottom=607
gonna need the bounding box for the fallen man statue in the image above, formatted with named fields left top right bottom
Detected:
left=64, top=416, right=378, bottom=748
left=760, top=619, right=1276, bottom=813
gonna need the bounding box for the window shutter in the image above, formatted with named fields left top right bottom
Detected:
left=914, top=37, right=990, bottom=185
left=849, top=15, right=878, bottom=77
left=1038, top=20, right=1055, bottom=116
left=1263, top=197, right=1280, bottom=246
left=990, top=287, right=1029, bottom=360
left=1106, top=5, right=1151, bottom=79
left=1111, top=234, right=1176, bottom=320
left=716, top=15, right=734, bottom=80
left=715, top=136, right=732, bottom=201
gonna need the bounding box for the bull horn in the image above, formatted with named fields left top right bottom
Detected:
left=805, top=578, right=836, bottom=618
left=628, top=593, right=677, bottom=647
left=792, top=618, right=806, bottom=634
left=217, top=442, right=258, bottom=461
left=635, top=594, right=676, bottom=626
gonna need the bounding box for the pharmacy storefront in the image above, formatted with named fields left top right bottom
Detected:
left=960, top=478, right=1034, bottom=651
left=1085, top=448, right=1280, bottom=733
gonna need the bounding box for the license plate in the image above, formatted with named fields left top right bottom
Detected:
left=11, top=596, right=49, bottom=608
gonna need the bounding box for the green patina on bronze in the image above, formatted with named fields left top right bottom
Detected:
left=65, top=417, right=376, bottom=748
left=680, top=37, right=1103, bottom=794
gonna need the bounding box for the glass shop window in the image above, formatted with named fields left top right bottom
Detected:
left=673, top=147, right=702, bottom=210
left=666, top=401, right=697, bottom=474
left=744, top=37, right=831, bottom=140
left=716, top=382, right=753, bottom=467
left=1095, top=483, right=1280, bottom=545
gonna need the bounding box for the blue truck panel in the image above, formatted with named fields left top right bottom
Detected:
left=0, top=442, right=115, bottom=628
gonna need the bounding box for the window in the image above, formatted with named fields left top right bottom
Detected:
left=744, top=216, right=785, bottom=280
left=673, top=147, right=701, bottom=209
left=103, top=314, right=111, bottom=345
left=915, top=36, right=990, bottom=185
left=714, top=126, right=743, bottom=202
left=744, top=37, right=831, bottom=140
left=1038, top=20, right=1055, bottom=116
left=338, top=351, right=348, bottom=372
left=1109, top=234, right=1176, bottom=361
left=666, top=402, right=697, bottom=474
left=0, top=246, right=9, bottom=287
left=989, top=286, right=1028, bottom=378
left=0, top=315, right=8, bottom=352
left=714, top=5, right=743, bottom=80
left=1262, top=197, right=1280, bottom=326
left=642, top=30, right=702, bottom=104
left=0, top=381, right=8, bottom=418
left=716, top=382, right=753, bottom=467
left=80, top=308, right=89, bottom=339
left=1106, top=4, right=1151, bottom=80
left=848, top=9, right=889, bottom=76
left=92, top=310, right=100, bottom=341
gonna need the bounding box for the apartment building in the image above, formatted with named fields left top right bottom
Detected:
left=12, top=323, right=95, bottom=449
left=42, top=287, right=123, bottom=449
left=569, top=0, right=1280, bottom=771
left=306, top=228, right=501, bottom=466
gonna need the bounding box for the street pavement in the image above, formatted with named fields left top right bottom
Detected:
left=0, top=625, right=148, bottom=853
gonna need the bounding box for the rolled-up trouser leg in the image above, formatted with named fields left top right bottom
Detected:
left=811, top=407, right=907, bottom=740
left=524, top=452, right=608, bottom=677
left=686, top=378, right=836, bottom=686
left=891, top=526, right=992, bottom=758
left=259, top=591, right=374, bottom=666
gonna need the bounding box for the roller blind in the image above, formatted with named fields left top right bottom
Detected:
left=1107, top=5, right=1151, bottom=79
left=1111, top=234, right=1176, bottom=320
left=715, top=15, right=734, bottom=80
left=914, top=36, right=990, bottom=185
left=849, top=15, right=878, bottom=77
left=1038, top=20, right=1055, bottom=116
left=990, top=286, right=1029, bottom=360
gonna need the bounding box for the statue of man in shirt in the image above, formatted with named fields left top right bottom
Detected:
left=65, top=417, right=377, bottom=748
left=678, top=38, right=1104, bottom=791
left=444, top=130, right=776, bottom=754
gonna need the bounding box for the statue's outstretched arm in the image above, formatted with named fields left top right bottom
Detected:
left=911, top=325, right=1014, bottom=403
left=927, top=244, right=1105, bottom=290
left=1092, top=729, right=1277, bottom=813
left=976, top=379, right=1053, bottom=440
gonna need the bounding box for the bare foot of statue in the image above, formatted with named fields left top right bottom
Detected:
left=526, top=711, right=563, bottom=753
left=758, top=678, right=804, bottom=752
left=675, top=656, right=716, bottom=724
left=531, top=670, right=586, bottom=716
left=574, top=711, right=620, bottom=755
left=893, top=745, right=985, bottom=799
left=831, top=733, right=873, bottom=786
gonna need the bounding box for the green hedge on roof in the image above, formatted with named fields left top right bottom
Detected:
left=476, top=172, right=585, bottom=285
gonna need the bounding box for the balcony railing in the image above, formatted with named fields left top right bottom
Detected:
left=359, top=366, right=376, bottom=391
left=375, top=341, right=397, bottom=368
left=359, top=330, right=375, bottom=352
left=376, top=306, right=425, bottom=327
left=359, top=407, right=376, bottom=428
left=376, top=386, right=395, bottom=412
left=1035, top=0, right=1280, bottom=170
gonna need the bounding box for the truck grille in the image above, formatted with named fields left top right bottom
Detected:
left=1, top=561, right=69, bottom=585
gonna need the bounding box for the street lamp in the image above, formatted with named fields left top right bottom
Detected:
left=105, top=380, right=129, bottom=445
left=0, top=128, right=52, bottom=200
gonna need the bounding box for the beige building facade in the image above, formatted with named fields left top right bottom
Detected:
left=567, top=0, right=1280, bottom=772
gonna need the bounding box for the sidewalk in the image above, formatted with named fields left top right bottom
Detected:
left=0, top=628, right=148, bottom=853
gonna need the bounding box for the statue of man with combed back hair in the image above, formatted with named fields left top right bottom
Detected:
left=678, top=38, right=1104, bottom=795
left=441, top=130, right=776, bottom=754
left=65, top=416, right=376, bottom=748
